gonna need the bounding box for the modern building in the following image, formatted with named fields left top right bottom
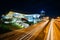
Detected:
left=1, top=11, right=42, bottom=28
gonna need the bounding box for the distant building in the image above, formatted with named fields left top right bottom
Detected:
left=1, top=11, right=42, bottom=26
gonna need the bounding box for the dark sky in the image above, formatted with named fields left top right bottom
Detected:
left=0, top=0, right=60, bottom=17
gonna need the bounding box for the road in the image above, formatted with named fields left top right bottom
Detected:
left=0, top=18, right=60, bottom=40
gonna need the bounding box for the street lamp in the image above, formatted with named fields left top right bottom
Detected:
left=40, top=10, right=45, bottom=16
left=41, top=10, right=45, bottom=13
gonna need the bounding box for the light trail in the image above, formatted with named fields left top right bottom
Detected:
left=46, top=19, right=54, bottom=40
left=1, top=18, right=60, bottom=40
left=19, top=28, right=36, bottom=40
left=19, top=20, right=49, bottom=40
left=27, top=20, right=49, bottom=40
left=0, top=22, right=40, bottom=39
left=51, top=19, right=54, bottom=40
left=0, top=20, right=49, bottom=40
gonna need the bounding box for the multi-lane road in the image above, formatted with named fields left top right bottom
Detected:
left=0, top=18, right=60, bottom=40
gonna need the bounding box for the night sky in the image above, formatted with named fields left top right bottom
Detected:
left=0, top=0, right=60, bottom=17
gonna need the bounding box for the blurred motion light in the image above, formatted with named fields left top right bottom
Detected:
left=57, top=17, right=60, bottom=19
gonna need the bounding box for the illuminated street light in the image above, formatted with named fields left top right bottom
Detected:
left=40, top=10, right=45, bottom=17
left=41, top=10, right=45, bottom=13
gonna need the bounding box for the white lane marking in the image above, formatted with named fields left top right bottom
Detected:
left=47, top=19, right=54, bottom=40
